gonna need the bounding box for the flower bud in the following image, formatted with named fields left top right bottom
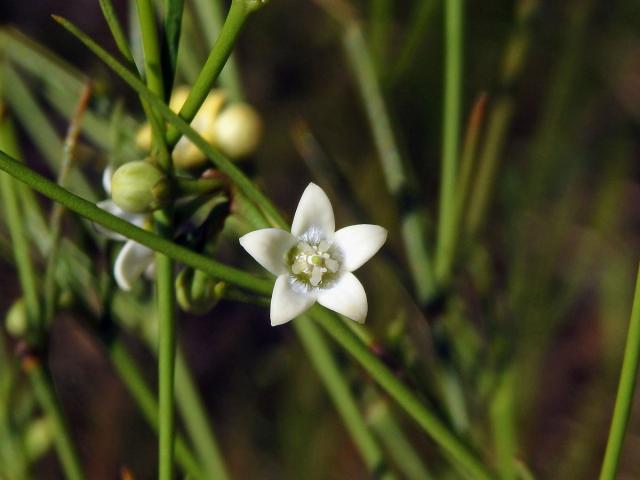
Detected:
left=111, top=161, right=169, bottom=213
left=5, top=298, right=27, bottom=338
left=211, top=103, right=263, bottom=159
left=176, top=268, right=225, bottom=314
left=25, top=417, right=53, bottom=461
left=172, top=90, right=226, bottom=170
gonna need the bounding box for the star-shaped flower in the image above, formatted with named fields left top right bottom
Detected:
left=240, top=183, right=387, bottom=326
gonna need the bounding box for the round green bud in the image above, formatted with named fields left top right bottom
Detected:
left=5, top=298, right=27, bottom=338
left=211, top=103, right=263, bottom=159
left=111, top=161, right=169, bottom=213
left=25, top=417, right=53, bottom=461
left=176, top=269, right=225, bottom=314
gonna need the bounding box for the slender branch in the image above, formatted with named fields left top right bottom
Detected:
left=296, top=319, right=396, bottom=479
left=339, top=16, right=435, bottom=304
left=0, top=150, right=273, bottom=294
left=434, top=0, right=463, bottom=284
left=165, top=0, right=256, bottom=146
left=22, top=356, right=86, bottom=480
left=599, top=263, right=640, bottom=480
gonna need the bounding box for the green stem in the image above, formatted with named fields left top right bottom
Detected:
left=190, top=0, right=244, bottom=100
left=311, top=306, right=492, bottom=480
left=388, top=0, right=439, bottom=85
left=341, top=19, right=435, bottom=304
left=108, top=340, right=204, bottom=479
left=0, top=114, right=41, bottom=335
left=166, top=0, right=253, bottom=147
left=465, top=0, right=537, bottom=235
left=599, top=263, right=640, bottom=480
left=44, top=84, right=92, bottom=325
left=367, top=398, right=433, bottom=480
left=156, top=249, right=176, bottom=480
left=98, top=0, right=136, bottom=63
left=53, top=15, right=285, bottom=227
left=175, top=350, right=230, bottom=480
left=434, top=0, right=463, bottom=284
left=296, top=319, right=395, bottom=479
left=0, top=149, right=272, bottom=294
left=23, top=357, right=85, bottom=480
left=136, top=0, right=165, bottom=99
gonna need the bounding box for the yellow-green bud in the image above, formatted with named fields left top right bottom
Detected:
left=5, top=298, right=27, bottom=338
left=111, top=161, right=169, bottom=213
left=25, top=417, right=53, bottom=461
left=211, top=103, right=263, bottom=159
left=176, top=269, right=225, bottom=314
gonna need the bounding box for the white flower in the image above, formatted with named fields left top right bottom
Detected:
left=239, top=183, right=387, bottom=326
left=97, top=166, right=155, bottom=291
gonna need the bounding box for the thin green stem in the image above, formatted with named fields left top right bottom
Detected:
left=23, top=357, right=85, bottom=480
left=163, top=0, right=185, bottom=89
left=0, top=149, right=272, bottom=294
left=175, top=350, right=230, bottom=480
left=136, top=0, right=165, bottom=99
left=368, top=0, right=391, bottom=74
left=108, top=340, right=204, bottom=479
left=99, top=0, right=136, bottom=63
left=367, top=398, right=433, bottom=480
left=296, top=319, right=396, bottom=479
left=165, top=0, right=253, bottom=146
left=341, top=19, right=435, bottom=304
left=156, top=248, right=176, bottom=480
left=465, top=0, right=537, bottom=235
left=311, top=306, right=492, bottom=480
left=434, top=0, right=463, bottom=284
left=0, top=113, right=40, bottom=335
left=599, top=263, right=640, bottom=480
left=43, top=83, right=92, bottom=326
left=190, top=0, right=243, bottom=100
left=53, top=14, right=285, bottom=227
left=388, top=0, right=439, bottom=85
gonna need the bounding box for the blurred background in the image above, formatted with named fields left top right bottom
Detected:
left=1, top=0, right=640, bottom=478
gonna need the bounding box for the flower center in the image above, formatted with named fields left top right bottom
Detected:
left=288, top=239, right=341, bottom=288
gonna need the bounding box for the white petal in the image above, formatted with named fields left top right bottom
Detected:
left=317, top=272, right=367, bottom=323
left=333, top=224, right=388, bottom=272
left=114, top=240, right=155, bottom=291
left=102, top=165, right=113, bottom=195
left=291, top=183, right=335, bottom=238
left=239, top=228, right=297, bottom=276
left=95, top=199, right=146, bottom=241
left=270, top=275, right=317, bottom=326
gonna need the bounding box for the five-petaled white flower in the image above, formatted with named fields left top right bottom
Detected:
left=240, top=183, right=387, bottom=326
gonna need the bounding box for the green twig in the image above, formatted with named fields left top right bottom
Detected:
left=163, top=0, right=185, bottom=90
left=190, top=0, right=243, bottom=99
left=296, top=319, right=396, bottom=479
left=465, top=0, right=538, bottom=235
left=165, top=0, right=259, bottom=147
left=367, top=398, right=433, bottom=480
left=98, top=0, right=136, bottom=63
left=175, top=350, right=231, bottom=480
left=43, top=83, right=92, bottom=326
left=0, top=112, right=40, bottom=335
left=388, top=0, right=439, bottom=85
left=434, top=0, right=463, bottom=284
left=599, top=264, right=640, bottom=480
left=22, top=357, right=85, bottom=480
left=108, top=340, right=204, bottom=479
left=338, top=15, right=435, bottom=304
